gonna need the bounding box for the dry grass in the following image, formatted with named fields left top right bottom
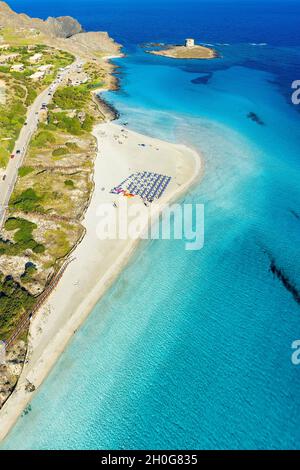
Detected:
left=0, top=214, right=83, bottom=293
left=11, top=168, right=93, bottom=219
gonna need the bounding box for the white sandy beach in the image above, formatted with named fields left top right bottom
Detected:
left=0, top=121, right=202, bottom=442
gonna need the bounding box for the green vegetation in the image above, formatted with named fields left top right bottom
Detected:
left=10, top=188, right=44, bottom=213
left=64, top=179, right=75, bottom=188
left=66, top=141, right=81, bottom=152
left=12, top=84, right=26, bottom=100
left=44, top=229, right=70, bottom=259
left=0, top=273, right=35, bottom=340
left=49, top=111, right=82, bottom=135
left=21, top=262, right=37, bottom=283
left=84, top=62, right=106, bottom=90
left=52, top=147, right=68, bottom=157
left=5, top=217, right=37, bottom=243
left=0, top=66, right=10, bottom=73
left=32, top=130, right=56, bottom=147
left=0, top=147, right=10, bottom=169
left=53, top=85, right=89, bottom=110
left=1, top=217, right=45, bottom=256
left=82, top=114, right=95, bottom=132
left=0, top=44, right=74, bottom=169
left=52, top=141, right=83, bottom=157
left=0, top=50, right=105, bottom=345
left=0, top=99, right=26, bottom=153
left=18, top=166, right=34, bottom=177
left=25, top=87, right=37, bottom=106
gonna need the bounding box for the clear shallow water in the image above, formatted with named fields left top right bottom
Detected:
left=2, top=0, right=300, bottom=449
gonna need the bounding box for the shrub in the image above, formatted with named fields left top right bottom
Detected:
left=53, top=86, right=89, bottom=110
left=32, top=243, right=45, bottom=254
left=64, top=179, right=75, bottom=188
left=52, top=147, right=68, bottom=157
left=3, top=217, right=45, bottom=255
left=13, top=85, right=26, bottom=99
left=21, top=262, right=37, bottom=283
left=66, top=142, right=80, bottom=152
left=0, top=274, right=35, bottom=340
left=5, top=217, right=36, bottom=232
left=82, top=114, right=94, bottom=132
left=10, top=188, right=43, bottom=212
left=5, top=217, right=37, bottom=243
left=51, top=112, right=82, bottom=135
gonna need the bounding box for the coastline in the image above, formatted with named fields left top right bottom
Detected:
left=0, top=119, right=203, bottom=443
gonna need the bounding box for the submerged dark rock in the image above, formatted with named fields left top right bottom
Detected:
left=269, top=258, right=300, bottom=305
left=247, top=112, right=265, bottom=126
left=191, top=73, right=212, bottom=85
left=21, top=404, right=32, bottom=416
left=289, top=209, right=300, bottom=220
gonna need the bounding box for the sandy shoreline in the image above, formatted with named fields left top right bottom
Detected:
left=0, top=121, right=203, bottom=443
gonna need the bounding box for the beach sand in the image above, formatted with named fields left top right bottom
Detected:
left=0, top=121, right=203, bottom=442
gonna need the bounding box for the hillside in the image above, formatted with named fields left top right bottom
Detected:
left=0, top=1, right=121, bottom=58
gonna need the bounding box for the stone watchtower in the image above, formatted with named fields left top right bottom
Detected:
left=185, top=38, right=195, bottom=48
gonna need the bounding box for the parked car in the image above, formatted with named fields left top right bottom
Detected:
left=16, top=150, right=21, bottom=154
left=2, top=175, right=6, bottom=181
left=10, top=154, right=15, bottom=159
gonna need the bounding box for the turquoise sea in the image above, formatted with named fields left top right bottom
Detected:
left=2, top=0, right=300, bottom=449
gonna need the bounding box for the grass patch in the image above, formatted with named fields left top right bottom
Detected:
left=0, top=146, right=10, bottom=169
left=44, top=229, right=70, bottom=259
left=31, top=130, right=56, bottom=148
left=25, top=87, right=37, bottom=106
left=18, top=166, right=34, bottom=177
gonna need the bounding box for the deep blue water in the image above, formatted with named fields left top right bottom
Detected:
left=7, top=0, right=300, bottom=47
left=2, top=0, right=300, bottom=449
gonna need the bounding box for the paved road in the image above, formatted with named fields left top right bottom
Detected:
left=0, top=58, right=82, bottom=228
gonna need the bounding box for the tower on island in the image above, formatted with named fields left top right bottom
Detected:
left=185, top=38, right=195, bottom=48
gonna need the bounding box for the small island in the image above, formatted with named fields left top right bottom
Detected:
left=148, top=38, right=218, bottom=60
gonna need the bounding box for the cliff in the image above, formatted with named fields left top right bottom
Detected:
left=0, top=2, right=82, bottom=37
left=0, top=2, right=121, bottom=58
